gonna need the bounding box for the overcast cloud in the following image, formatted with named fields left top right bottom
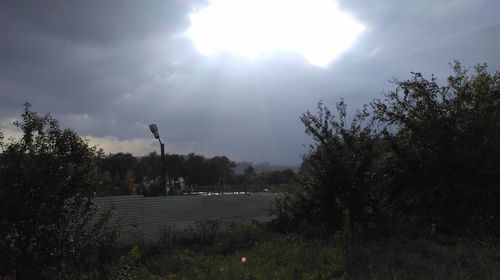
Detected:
left=1, top=0, right=499, bottom=164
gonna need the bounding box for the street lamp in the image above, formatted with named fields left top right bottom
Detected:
left=149, top=124, right=167, bottom=196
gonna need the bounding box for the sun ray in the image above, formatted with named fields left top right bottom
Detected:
left=187, top=0, right=364, bottom=67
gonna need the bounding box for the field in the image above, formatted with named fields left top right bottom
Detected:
left=108, top=223, right=500, bottom=280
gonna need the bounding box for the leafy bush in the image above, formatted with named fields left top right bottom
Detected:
left=108, top=246, right=163, bottom=280
left=272, top=99, right=381, bottom=235
left=0, top=104, right=118, bottom=279
left=273, top=62, right=500, bottom=236
left=372, top=62, right=500, bottom=232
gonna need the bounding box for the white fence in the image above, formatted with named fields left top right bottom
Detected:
left=93, top=194, right=278, bottom=242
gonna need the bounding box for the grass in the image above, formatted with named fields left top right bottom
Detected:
left=347, top=236, right=500, bottom=280
left=106, top=222, right=500, bottom=280
left=145, top=236, right=343, bottom=279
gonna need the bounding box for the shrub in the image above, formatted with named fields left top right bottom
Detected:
left=0, top=103, right=118, bottom=279
left=272, top=99, right=380, bottom=235
left=273, top=61, right=500, bottom=237
left=372, top=62, right=500, bottom=232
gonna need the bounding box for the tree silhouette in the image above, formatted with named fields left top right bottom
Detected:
left=0, top=103, right=114, bottom=279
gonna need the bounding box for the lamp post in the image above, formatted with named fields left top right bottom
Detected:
left=149, top=124, right=167, bottom=196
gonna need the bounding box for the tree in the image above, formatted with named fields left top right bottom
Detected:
left=97, top=152, right=138, bottom=195
left=124, top=169, right=139, bottom=194
left=243, top=166, right=256, bottom=178
left=0, top=103, right=113, bottom=279
left=182, top=153, right=206, bottom=189
left=272, top=100, right=379, bottom=234
left=372, top=62, right=500, bottom=231
left=242, top=166, right=261, bottom=187
left=273, top=61, right=499, bottom=236
left=165, top=153, right=184, bottom=193
left=261, top=169, right=295, bottom=185
left=137, top=152, right=162, bottom=195
left=208, top=156, right=235, bottom=186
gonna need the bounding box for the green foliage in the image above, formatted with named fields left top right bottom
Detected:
left=131, top=152, right=237, bottom=195
left=243, top=166, right=257, bottom=178
left=274, top=61, right=500, bottom=236
left=63, top=207, right=120, bottom=279
left=0, top=103, right=117, bottom=279
left=97, top=153, right=139, bottom=195
left=98, top=151, right=295, bottom=196
left=165, top=153, right=184, bottom=192
left=372, top=62, right=500, bottom=232
left=207, top=156, right=236, bottom=186
left=108, top=246, right=161, bottom=280
left=259, top=169, right=295, bottom=186
left=273, top=99, right=379, bottom=234
left=134, top=223, right=346, bottom=280
left=96, top=152, right=239, bottom=196
left=103, top=222, right=499, bottom=280
left=346, top=236, right=500, bottom=279
left=228, top=167, right=296, bottom=192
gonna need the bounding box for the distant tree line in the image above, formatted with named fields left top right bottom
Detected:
left=96, top=152, right=296, bottom=196
left=273, top=62, right=500, bottom=236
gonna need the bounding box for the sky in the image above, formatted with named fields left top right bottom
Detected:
left=1, top=0, right=499, bottom=165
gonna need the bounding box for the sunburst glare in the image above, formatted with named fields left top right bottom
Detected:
left=187, top=0, right=365, bottom=67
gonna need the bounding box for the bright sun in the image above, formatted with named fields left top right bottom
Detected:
left=187, top=0, right=364, bottom=67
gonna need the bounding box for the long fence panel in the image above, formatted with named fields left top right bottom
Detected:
left=94, top=194, right=277, bottom=241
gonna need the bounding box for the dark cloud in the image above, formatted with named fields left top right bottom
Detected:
left=1, top=0, right=498, bottom=164
left=0, top=0, right=190, bottom=44
left=0, top=0, right=196, bottom=116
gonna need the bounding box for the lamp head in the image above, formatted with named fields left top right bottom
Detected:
left=149, top=123, right=160, bottom=139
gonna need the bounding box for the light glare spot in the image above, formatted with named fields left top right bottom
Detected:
left=187, top=0, right=364, bottom=67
